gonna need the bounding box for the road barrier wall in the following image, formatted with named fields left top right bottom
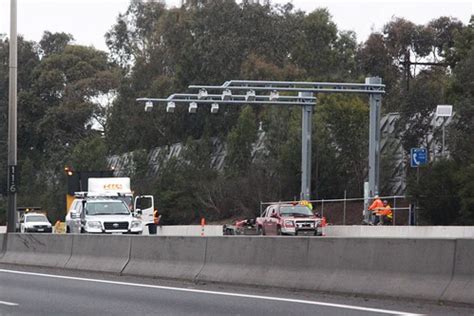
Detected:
left=197, top=237, right=312, bottom=289
left=324, top=225, right=474, bottom=238
left=305, top=238, right=455, bottom=300
left=65, top=234, right=131, bottom=273
left=123, top=236, right=206, bottom=280
left=0, top=234, right=5, bottom=259
left=196, top=237, right=456, bottom=302
left=1, top=234, right=73, bottom=268
left=441, top=238, right=474, bottom=304
left=154, top=225, right=223, bottom=236
left=0, top=234, right=473, bottom=305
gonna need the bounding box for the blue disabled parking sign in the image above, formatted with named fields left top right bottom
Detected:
left=410, top=148, right=428, bottom=167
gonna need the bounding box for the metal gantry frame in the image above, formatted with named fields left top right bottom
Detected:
left=137, top=78, right=385, bottom=207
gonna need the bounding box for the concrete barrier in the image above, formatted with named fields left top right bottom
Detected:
left=0, top=233, right=5, bottom=259
left=442, top=239, right=474, bottom=304
left=197, top=237, right=313, bottom=289
left=0, top=234, right=472, bottom=305
left=0, top=233, right=73, bottom=268
left=305, top=238, right=456, bottom=301
left=325, top=225, right=474, bottom=238
left=65, top=234, right=131, bottom=273
left=154, top=225, right=223, bottom=236
left=197, top=237, right=456, bottom=302
left=123, top=236, right=206, bottom=280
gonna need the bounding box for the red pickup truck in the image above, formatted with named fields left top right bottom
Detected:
left=256, top=203, right=323, bottom=236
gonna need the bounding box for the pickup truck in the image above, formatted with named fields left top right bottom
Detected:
left=65, top=197, right=142, bottom=234
left=20, top=213, right=53, bottom=233
left=256, top=203, right=323, bottom=236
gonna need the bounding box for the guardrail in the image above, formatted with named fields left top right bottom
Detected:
left=0, top=234, right=472, bottom=306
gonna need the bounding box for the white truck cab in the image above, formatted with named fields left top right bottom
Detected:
left=65, top=197, right=142, bottom=234
left=87, top=177, right=155, bottom=226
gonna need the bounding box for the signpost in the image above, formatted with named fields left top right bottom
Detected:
left=410, top=148, right=427, bottom=227
left=410, top=148, right=428, bottom=168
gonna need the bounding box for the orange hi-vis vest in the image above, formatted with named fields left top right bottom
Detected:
left=369, top=198, right=384, bottom=211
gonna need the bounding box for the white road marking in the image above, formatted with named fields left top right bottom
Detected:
left=0, top=300, right=19, bottom=306
left=0, top=268, right=423, bottom=315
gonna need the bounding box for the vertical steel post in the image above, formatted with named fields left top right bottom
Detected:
left=343, top=190, right=347, bottom=225
left=7, top=0, right=18, bottom=233
left=393, top=196, right=396, bottom=226
left=442, top=122, right=446, bottom=158
left=367, top=77, right=382, bottom=199
left=299, top=92, right=314, bottom=200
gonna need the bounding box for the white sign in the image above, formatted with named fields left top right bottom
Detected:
left=436, top=105, right=453, bottom=117
left=88, top=177, right=131, bottom=194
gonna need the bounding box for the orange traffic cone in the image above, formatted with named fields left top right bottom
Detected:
left=200, top=218, right=206, bottom=237
left=321, top=217, right=327, bottom=236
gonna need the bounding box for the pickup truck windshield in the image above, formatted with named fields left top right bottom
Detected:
left=280, top=205, right=313, bottom=217
left=25, top=215, right=48, bottom=222
left=85, top=201, right=130, bottom=215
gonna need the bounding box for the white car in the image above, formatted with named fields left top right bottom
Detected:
left=20, top=213, right=53, bottom=233
left=65, top=198, right=142, bottom=234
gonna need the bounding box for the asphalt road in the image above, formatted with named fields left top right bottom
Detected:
left=0, top=266, right=472, bottom=316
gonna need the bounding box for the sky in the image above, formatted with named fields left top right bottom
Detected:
left=0, top=0, right=472, bottom=52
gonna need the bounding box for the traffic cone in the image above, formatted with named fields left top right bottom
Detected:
left=200, top=218, right=206, bottom=237
left=321, top=217, right=327, bottom=236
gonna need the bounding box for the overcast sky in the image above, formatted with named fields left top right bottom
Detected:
left=0, top=0, right=472, bottom=52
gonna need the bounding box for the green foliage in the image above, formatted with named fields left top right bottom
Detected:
left=403, top=30, right=474, bottom=225
left=314, top=95, right=369, bottom=197
left=409, top=160, right=461, bottom=225
left=225, top=105, right=258, bottom=175
left=1, top=3, right=473, bottom=226
left=397, top=69, right=448, bottom=153
left=68, top=135, right=108, bottom=171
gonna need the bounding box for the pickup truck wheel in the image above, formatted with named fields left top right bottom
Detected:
left=276, top=226, right=282, bottom=235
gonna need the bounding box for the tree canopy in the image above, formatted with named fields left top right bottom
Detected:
left=0, top=1, right=472, bottom=225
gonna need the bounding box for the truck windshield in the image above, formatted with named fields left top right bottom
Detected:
left=25, top=215, right=48, bottom=222
left=85, top=201, right=130, bottom=215
left=280, top=205, right=313, bottom=217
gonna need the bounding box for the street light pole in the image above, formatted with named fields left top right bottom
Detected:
left=7, top=0, right=18, bottom=233
left=442, top=120, right=446, bottom=158
left=435, top=104, right=453, bottom=159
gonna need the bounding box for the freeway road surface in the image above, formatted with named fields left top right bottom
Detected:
left=0, top=266, right=473, bottom=316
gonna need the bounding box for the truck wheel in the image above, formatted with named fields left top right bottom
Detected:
left=276, top=226, right=282, bottom=235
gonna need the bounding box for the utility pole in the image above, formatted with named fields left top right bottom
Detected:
left=367, top=77, right=382, bottom=199
left=7, top=0, right=18, bottom=233
left=299, top=92, right=314, bottom=200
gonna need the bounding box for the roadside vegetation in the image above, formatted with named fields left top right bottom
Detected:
left=0, top=0, right=472, bottom=225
